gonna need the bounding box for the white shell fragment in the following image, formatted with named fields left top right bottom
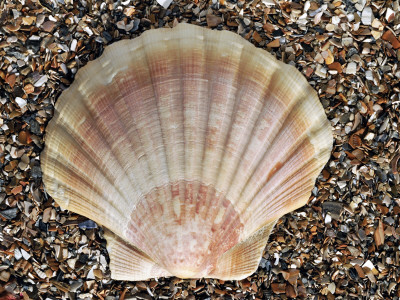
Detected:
left=156, top=0, right=173, bottom=9
left=41, top=23, right=333, bottom=281
left=15, top=97, right=27, bottom=108
left=34, top=74, right=48, bottom=87
left=361, top=6, right=373, bottom=25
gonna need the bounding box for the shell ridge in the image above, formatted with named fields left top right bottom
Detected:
left=228, top=67, right=316, bottom=203
left=55, top=58, right=166, bottom=244
left=43, top=150, right=129, bottom=218
left=173, top=25, right=186, bottom=269
left=214, top=53, right=271, bottom=193
left=224, top=67, right=297, bottom=204
left=223, top=68, right=324, bottom=240
left=210, top=220, right=276, bottom=279
left=109, top=87, right=154, bottom=199
left=141, top=36, right=185, bottom=180
left=248, top=122, right=332, bottom=222
left=198, top=35, right=255, bottom=273
left=43, top=139, right=125, bottom=207
left=184, top=29, right=246, bottom=277
left=106, top=77, right=159, bottom=243
left=154, top=27, right=188, bottom=271
left=170, top=25, right=219, bottom=277
left=186, top=25, right=212, bottom=203
left=245, top=115, right=324, bottom=200
left=125, top=181, right=241, bottom=278
left=112, top=74, right=165, bottom=200
left=140, top=33, right=171, bottom=186
left=213, top=48, right=279, bottom=201
left=200, top=32, right=244, bottom=184
left=199, top=31, right=278, bottom=278
left=101, top=59, right=179, bottom=249
left=253, top=170, right=316, bottom=223
left=188, top=25, right=213, bottom=221
left=243, top=85, right=331, bottom=196
left=103, top=30, right=174, bottom=195
left=105, top=230, right=172, bottom=280
left=175, top=24, right=216, bottom=273
left=113, top=81, right=184, bottom=270
left=125, top=198, right=167, bottom=266
left=220, top=65, right=292, bottom=243
left=153, top=25, right=217, bottom=276
left=112, top=33, right=176, bottom=261
left=242, top=139, right=330, bottom=229
left=236, top=96, right=332, bottom=235
left=200, top=32, right=245, bottom=220
left=211, top=39, right=249, bottom=191
left=138, top=31, right=176, bottom=267
left=43, top=167, right=127, bottom=234
left=47, top=113, right=136, bottom=206
left=180, top=24, right=208, bottom=186
left=50, top=80, right=145, bottom=206
left=196, top=29, right=243, bottom=199
left=42, top=123, right=136, bottom=229
left=41, top=112, right=70, bottom=209
left=195, top=28, right=219, bottom=191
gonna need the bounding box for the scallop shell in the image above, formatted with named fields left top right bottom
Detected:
left=41, top=23, right=333, bottom=280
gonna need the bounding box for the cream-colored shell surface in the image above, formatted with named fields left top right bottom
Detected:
left=41, top=23, right=333, bottom=280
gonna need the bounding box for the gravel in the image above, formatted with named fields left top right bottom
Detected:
left=1, top=0, right=400, bottom=299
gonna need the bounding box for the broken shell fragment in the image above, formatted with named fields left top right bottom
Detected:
left=41, top=23, right=333, bottom=280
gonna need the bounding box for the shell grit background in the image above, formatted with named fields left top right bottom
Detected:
left=0, top=0, right=399, bottom=299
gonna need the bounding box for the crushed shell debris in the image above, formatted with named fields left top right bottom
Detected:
left=0, top=0, right=400, bottom=299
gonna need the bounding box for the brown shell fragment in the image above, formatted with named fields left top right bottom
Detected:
left=4, top=23, right=21, bottom=32
left=391, top=153, right=400, bottom=184
left=23, top=84, right=35, bottom=94
left=5, top=74, right=16, bottom=88
left=374, top=220, right=384, bottom=248
left=349, top=134, right=362, bottom=149
left=382, top=30, right=400, bottom=49
left=41, top=23, right=333, bottom=281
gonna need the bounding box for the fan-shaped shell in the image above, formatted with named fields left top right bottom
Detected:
left=41, top=23, right=332, bottom=280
